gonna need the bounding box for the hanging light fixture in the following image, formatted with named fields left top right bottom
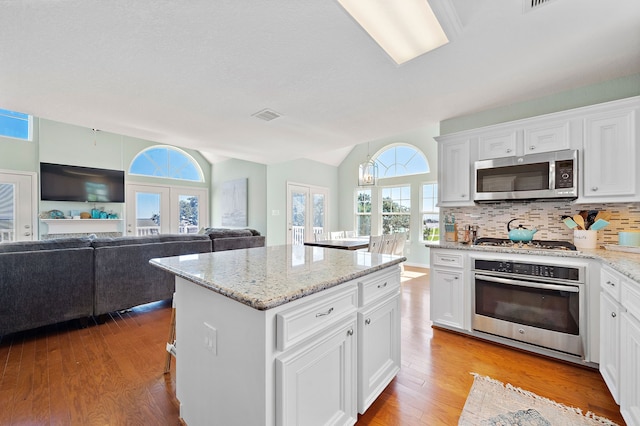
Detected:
left=358, top=143, right=378, bottom=186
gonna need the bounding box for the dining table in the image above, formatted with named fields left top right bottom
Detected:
left=303, top=237, right=370, bottom=251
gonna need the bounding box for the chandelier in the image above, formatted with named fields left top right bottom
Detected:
left=358, top=143, right=378, bottom=186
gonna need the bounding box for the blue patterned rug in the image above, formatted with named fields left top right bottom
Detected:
left=459, top=373, right=619, bottom=426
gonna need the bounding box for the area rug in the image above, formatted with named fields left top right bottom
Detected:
left=459, top=373, right=619, bottom=426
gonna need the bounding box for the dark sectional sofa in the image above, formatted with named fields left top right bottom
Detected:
left=204, top=227, right=266, bottom=251
left=0, top=228, right=265, bottom=336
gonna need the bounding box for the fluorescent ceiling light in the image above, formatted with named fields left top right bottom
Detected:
left=337, top=0, right=449, bottom=64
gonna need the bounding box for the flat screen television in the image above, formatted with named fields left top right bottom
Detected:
left=40, top=162, right=125, bottom=202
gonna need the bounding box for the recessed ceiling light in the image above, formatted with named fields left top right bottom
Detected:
left=337, top=0, right=449, bottom=65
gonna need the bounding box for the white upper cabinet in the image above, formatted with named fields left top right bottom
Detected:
left=580, top=99, right=639, bottom=202
left=523, top=120, right=572, bottom=154
left=477, top=119, right=573, bottom=161
left=436, top=95, right=639, bottom=206
left=436, top=136, right=475, bottom=206
left=478, top=130, right=517, bottom=159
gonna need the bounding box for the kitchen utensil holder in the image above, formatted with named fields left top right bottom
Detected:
left=574, top=230, right=597, bottom=249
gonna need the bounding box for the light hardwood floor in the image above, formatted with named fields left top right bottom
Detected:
left=0, top=266, right=624, bottom=425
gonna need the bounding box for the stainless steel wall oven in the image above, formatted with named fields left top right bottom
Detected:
left=472, top=258, right=585, bottom=357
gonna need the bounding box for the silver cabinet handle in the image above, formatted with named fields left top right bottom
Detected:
left=607, top=280, right=615, bottom=287
left=529, top=145, right=536, bottom=150
left=347, top=328, right=354, bottom=336
left=506, top=148, right=512, bottom=153
left=365, top=318, right=371, bottom=325
left=377, top=282, right=387, bottom=289
left=316, top=307, right=334, bottom=318
left=611, top=312, right=617, bottom=318
left=592, top=187, right=599, bottom=192
left=24, top=232, right=31, bottom=236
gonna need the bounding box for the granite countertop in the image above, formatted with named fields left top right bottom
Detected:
left=426, top=241, right=640, bottom=283
left=150, top=245, right=406, bottom=310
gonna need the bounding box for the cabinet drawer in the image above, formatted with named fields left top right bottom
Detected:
left=358, top=268, right=400, bottom=308
left=276, top=284, right=358, bottom=351
left=432, top=251, right=464, bottom=268
left=621, top=280, right=640, bottom=321
left=601, top=267, right=622, bottom=301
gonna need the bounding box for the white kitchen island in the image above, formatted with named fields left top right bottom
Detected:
left=150, top=244, right=405, bottom=426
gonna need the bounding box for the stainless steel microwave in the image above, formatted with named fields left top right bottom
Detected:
left=474, top=149, right=578, bottom=202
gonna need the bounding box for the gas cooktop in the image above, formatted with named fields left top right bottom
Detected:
left=473, top=238, right=577, bottom=251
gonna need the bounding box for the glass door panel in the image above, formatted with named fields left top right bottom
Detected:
left=312, top=192, right=326, bottom=238
left=0, top=183, right=15, bottom=242
left=290, top=186, right=307, bottom=245
left=126, top=184, right=170, bottom=235
left=287, top=183, right=328, bottom=245
left=172, top=188, right=207, bottom=234
left=0, top=172, right=34, bottom=242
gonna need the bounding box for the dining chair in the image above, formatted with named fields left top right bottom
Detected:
left=380, top=234, right=396, bottom=254
left=330, top=231, right=345, bottom=240
left=315, top=232, right=329, bottom=241
left=392, top=232, right=406, bottom=256
left=344, top=230, right=356, bottom=238
left=368, top=235, right=383, bottom=253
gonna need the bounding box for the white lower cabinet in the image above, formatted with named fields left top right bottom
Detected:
left=431, top=268, right=464, bottom=329
left=175, top=265, right=403, bottom=426
left=276, top=315, right=358, bottom=426
left=357, top=293, right=401, bottom=413
left=620, top=277, right=640, bottom=426
left=275, top=265, right=402, bottom=425
left=430, top=249, right=466, bottom=330
left=620, top=311, right=640, bottom=426
left=599, top=291, right=621, bottom=403
left=599, top=265, right=640, bottom=426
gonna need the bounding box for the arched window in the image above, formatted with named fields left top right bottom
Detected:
left=374, top=144, right=429, bottom=178
left=129, top=146, right=204, bottom=182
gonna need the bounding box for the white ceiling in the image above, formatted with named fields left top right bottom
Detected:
left=1, top=0, right=639, bottom=166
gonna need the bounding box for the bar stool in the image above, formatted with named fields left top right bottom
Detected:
left=164, top=295, right=177, bottom=373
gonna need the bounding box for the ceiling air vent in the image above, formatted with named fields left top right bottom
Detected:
left=524, top=0, right=557, bottom=13
left=251, top=108, right=282, bottom=121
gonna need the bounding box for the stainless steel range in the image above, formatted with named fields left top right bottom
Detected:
left=472, top=255, right=586, bottom=357
left=474, top=237, right=578, bottom=252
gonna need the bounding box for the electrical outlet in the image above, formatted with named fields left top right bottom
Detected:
left=204, top=322, right=217, bottom=355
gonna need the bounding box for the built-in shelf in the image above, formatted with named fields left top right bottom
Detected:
left=41, top=219, right=123, bottom=235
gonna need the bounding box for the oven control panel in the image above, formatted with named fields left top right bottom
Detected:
left=474, top=259, right=581, bottom=282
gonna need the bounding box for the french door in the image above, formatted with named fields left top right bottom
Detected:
left=0, top=170, right=36, bottom=242
left=126, top=184, right=208, bottom=236
left=286, top=183, right=328, bottom=245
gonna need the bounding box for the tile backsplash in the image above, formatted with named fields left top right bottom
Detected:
left=442, top=201, right=640, bottom=246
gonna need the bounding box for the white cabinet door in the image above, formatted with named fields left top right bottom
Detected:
left=583, top=109, right=637, bottom=201
left=439, top=139, right=472, bottom=206
left=358, top=294, right=401, bottom=414
left=600, top=291, right=621, bottom=404
left=523, top=120, right=571, bottom=154
left=620, top=312, right=640, bottom=426
left=430, top=268, right=464, bottom=329
left=276, top=316, right=357, bottom=426
left=478, top=130, right=517, bottom=160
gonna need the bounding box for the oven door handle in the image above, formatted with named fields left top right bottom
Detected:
left=475, top=274, right=580, bottom=293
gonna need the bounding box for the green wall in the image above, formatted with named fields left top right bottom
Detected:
left=441, top=73, right=640, bottom=134
left=211, top=158, right=267, bottom=235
